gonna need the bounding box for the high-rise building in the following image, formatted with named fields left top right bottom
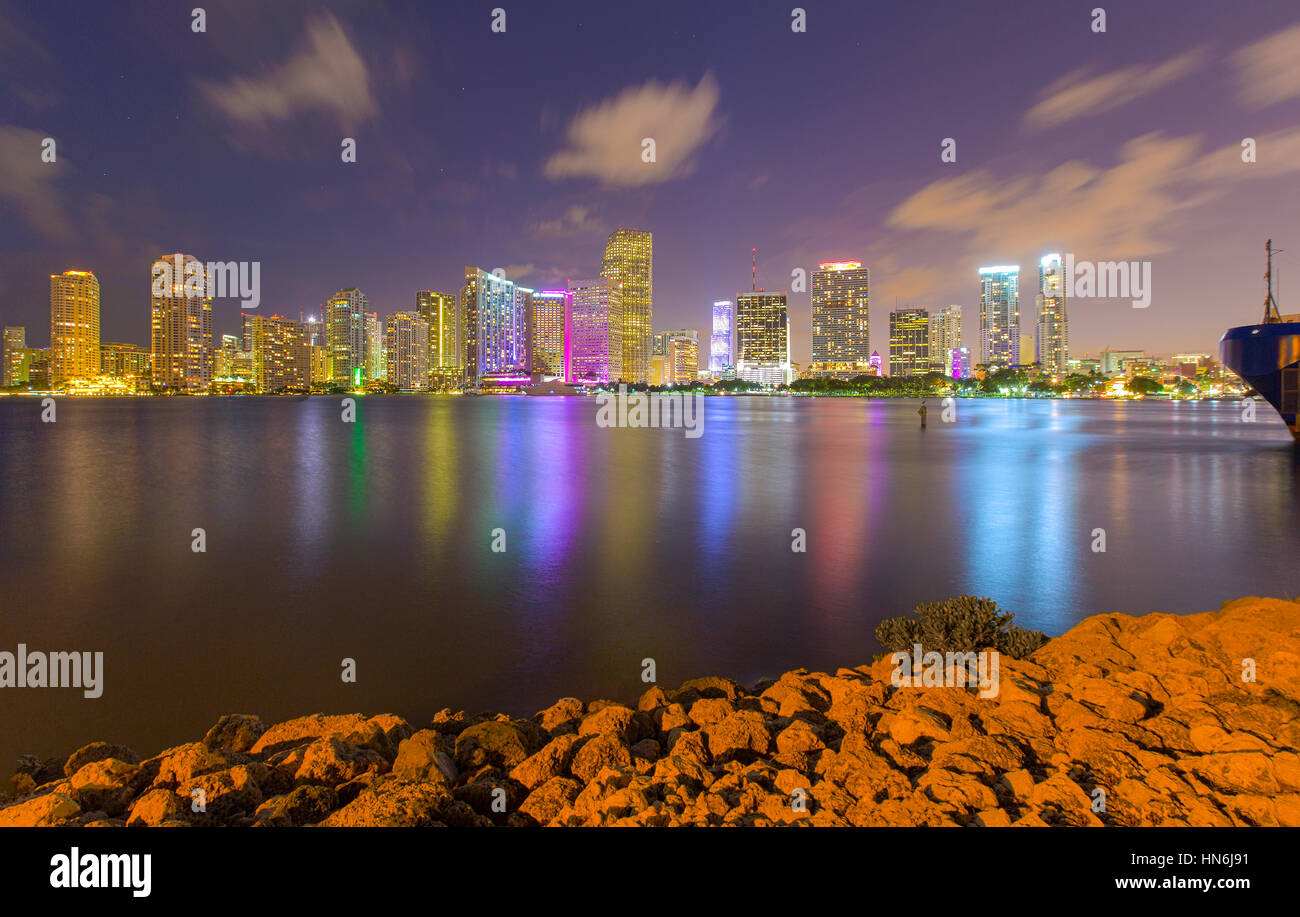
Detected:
left=3, top=326, right=26, bottom=386
left=416, top=291, right=459, bottom=374
left=952, top=346, right=972, bottom=380
left=324, top=287, right=368, bottom=386
left=460, top=268, right=528, bottom=382
left=242, top=313, right=310, bottom=392
left=811, top=261, right=870, bottom=373
left=735, top=291, right=790, bottom=385
left=529, top=290, right=569, bottom=378
left=365, top=311, right=385, bottom=382
left=385, top=312, right=430, bottom=391
left=978, top=266, right=1020, bottom=367
left=669, top=334, right=699, bottom=383
left=601, top=228, right=652, bottom=382
left=710, top=300, right=734, bottom=373
left=1036, top=253, right=1069, bottom=376
left=50, top=270, right=100, bottom=383
left=929, top=306, right=962, bottom=374
left=151, top=255, right=212, bottom=392
left=889, top=308, right=930, bottom=377
left=568, top=277, right=623, bottom=384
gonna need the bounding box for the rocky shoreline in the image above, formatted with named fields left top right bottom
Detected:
left=4, top=596, right=1298, bottom=827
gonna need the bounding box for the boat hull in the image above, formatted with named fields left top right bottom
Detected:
left=1220, top=322, right=1300, bottom=437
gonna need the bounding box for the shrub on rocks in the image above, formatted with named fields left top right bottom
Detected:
left=875, top=595, right=1048, bottom=659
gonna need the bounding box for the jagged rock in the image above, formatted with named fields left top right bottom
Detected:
left=569, top=734, right=632, bottom=783
left=201, top=714, right=266, bottom=752
left=293, top=737, right=387, bottom=787
left=454, top=720, right=537, bottom=771
left=0, top=792, right=80, bottom=826
left=63, top=742, right=140, bottom=778
left=510, top=734, right=580, bottom=790
left=392, top=730, right=457, bottom=786
left=248, top=714, right=372, bottom=757
left=253, top=785, right=338, bottom=826
left=68, top=758, right=146, bottom=816
left=127, top=788, right=185, bottom=826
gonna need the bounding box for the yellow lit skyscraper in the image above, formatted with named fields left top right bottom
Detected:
left=386, top=312, right=430, bottom=391
left=811, top=261, right=870, bottom=370
left=416, top=291, right=459, bottom=372
left=735, top=291, right=790, bottom=385
left=242, top=313, right=310, bottom=392
left=151, top=254, right=213, bottom=392
left=49, top=270, right=100, bottom=383
left=530, top=290, right=569, bottom=377
left=1036, top=254, right=1069, bottom=376
left=889, top=308, right=930, bottom=377
left=601, top=228, right=652, bottom=383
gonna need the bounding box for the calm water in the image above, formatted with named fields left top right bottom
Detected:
left=2, top=395, right=1298, bottom=766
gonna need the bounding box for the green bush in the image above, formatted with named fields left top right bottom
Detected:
left=874, top=595, right=1049, bottom=659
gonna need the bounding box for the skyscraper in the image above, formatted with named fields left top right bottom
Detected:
left=889, top=308, right=930, bottom=377
left=365, top=311, right=385, bottom=382
left=242, top=313, right=309, bottom=392
left=151, top=255, right=212, bottom=392
left=529, top=290, right=569, bottom=378
left=929, top=306, right=962, bottom=374
left=385, top=312, right=430, bottom=391
left=669, top=334, right=699, bottom=383
left=3, top=326, right=26, bottom=386
left=601, top=228, right=652, bottom=382
left=710, top=300, right=734, bottom=373
left=568, top=277, right=622, bottom=384
left=978, top=266, right=1020, bottom=367
left=49, top=270, right=100, bottom=383
left=735, top=291, right=790, bottom=385
left=1036, top=253, right=1069, bottom=376
left=325, top=287, right=367, bottom=386
left=811, top=261, right=870, bottom=374
left=460, top=268, right=529, bottom=381
left=416, top=291, right=459, bottom=374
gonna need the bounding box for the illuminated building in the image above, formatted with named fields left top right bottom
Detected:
left=650, top=353, right=668, bottom=385
left=869, top=351, right=883, bottom=376
left=461, top=268, right=529, bottom=382
left=150, top=254, right=212, bottom=392
left=710, top=300, right=734, bottom=373
left=978, top=266, right=1020, bottom=366
left=889, top=308, right=930, bottom=376
left=529, top=290, right=569, bottom=378
left=50, top=269, right=101, bottom=383
left=736, top=291, right=791, bottom=385
left=929, top=306, right=961, bottom=374
left=325, top=287, right=368, bottom=386
left=568, top=277, right=622, bottom=384
left=1100, top=349, right=1144, bottom=376
left=601, top=228, right=652, bottom=382
left=3, top=326, right=26, bottom=386
left=1036, top=253, right=1069, bottom=376
left=811, top=260, right=870, bottom=373
left=669, top=334, right=699, bottom=383
left=242, top=313, right=310, bottom=392
left=385, top=312, right=430, bottom=391
left=416, top=291, right=459, bottom=374
left=100, top=342, right=151, bottom=389
left=951, top=346, right=971, bottom=380
left=365, top=311, right=385, bottom=382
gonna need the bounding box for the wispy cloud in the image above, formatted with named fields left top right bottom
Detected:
left=1022, top=48, right=1206, bottom=131
left=1234, top=22, right=1300, bottom=107
left=889, top=127, right=1300, bottom=263
left=544, top=74, right=721, bottom=187
left=0, top=124, right=71, bottom=240
left=197, top=13, right=377, bottom=133
left=535, top=204, right=607, bottom=238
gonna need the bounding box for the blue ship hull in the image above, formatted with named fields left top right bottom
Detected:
left=1220, top=322, right=1300, bottom=437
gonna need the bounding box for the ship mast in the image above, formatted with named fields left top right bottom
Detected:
left=1264, top=239, right=1283, bottom=323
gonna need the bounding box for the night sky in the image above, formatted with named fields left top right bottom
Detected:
left=2, top=0, right=1299, bottom=364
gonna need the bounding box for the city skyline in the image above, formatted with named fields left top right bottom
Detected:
left=3, top=2, right=1299, bottom=366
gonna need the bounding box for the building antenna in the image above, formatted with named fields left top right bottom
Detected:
left=752, top=248, right=757, bottom=292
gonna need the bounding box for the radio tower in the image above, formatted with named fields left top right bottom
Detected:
left=752, top=248, right=757, bottom=292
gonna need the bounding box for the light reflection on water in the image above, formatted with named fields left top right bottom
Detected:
left=0, top=396, right=1296, bottom=764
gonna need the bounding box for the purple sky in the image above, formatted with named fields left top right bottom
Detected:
left=2, top=0, right=1299, bottom=364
